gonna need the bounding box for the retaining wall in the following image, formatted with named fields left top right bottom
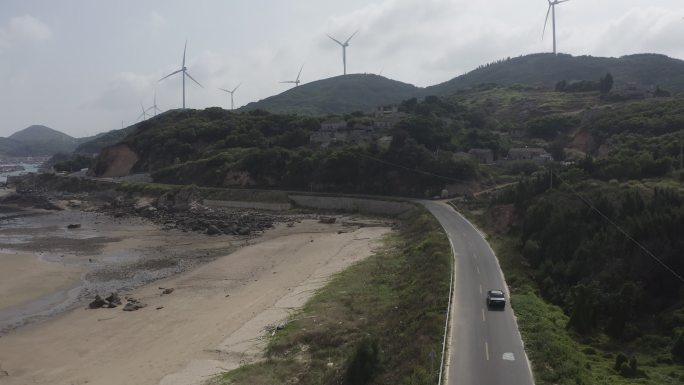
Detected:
left=288, top=195, right=414, bottom=215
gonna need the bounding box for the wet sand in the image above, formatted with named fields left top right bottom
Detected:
left=0, top=219, right=390, bottom=385
left=0, top=253, right=82, bottom=310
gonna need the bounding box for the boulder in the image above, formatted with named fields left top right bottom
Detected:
left=67, top=223, right=81, bottom=229
left=318, top=216, right=336, bottom=224
left=89, top=295, right=106, bottom=309
left=105, top=292, right=122, bottom=305
left=206, top=225, right=222, bottom=235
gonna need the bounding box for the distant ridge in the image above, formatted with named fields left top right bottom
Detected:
left=5, top=125, right=77, bottom=156
left=428, top=53, right=684, bottom=95
left=241, top=73, right=422, bottom=115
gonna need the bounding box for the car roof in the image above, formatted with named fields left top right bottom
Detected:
left=489, top=290, right=504, bottom=295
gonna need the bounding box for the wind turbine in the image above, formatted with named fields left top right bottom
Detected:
left=137, top=103, right=149, bottom=121
left=280, top=65, right=304, bottom=88
left=327, top=30, right=359, bottom=75
left=542, top=0, right=570, bottom=55
left=159, top=41, right=203, bottom=109
left=145, top=90, right=163, bottom=117
left=218, top=83, right=241, bottom=110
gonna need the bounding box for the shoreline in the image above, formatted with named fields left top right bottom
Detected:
left=0, top=217, right=391, bottom=385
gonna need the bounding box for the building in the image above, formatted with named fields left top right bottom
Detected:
left=375, top=105, right=399, bottom=116
left=507, top=147, right=553, bottom=163
left=310, top=120, right=375, bottom=147
left=468, top=149, right=494, bottom=164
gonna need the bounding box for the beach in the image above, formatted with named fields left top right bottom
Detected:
left=0, top=201, right=391, bottom=384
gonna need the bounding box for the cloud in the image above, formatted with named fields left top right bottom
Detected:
left=83, top=72, right=155, bottom=111
left=0, top=15, right=52, bottom=51
left=147, top=11, right=166, bottom=29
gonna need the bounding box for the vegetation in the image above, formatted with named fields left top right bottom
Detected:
left=211, top=207, right=451, bottom=385
left=429, top=53, right=684, bottom=96
left=240, top=74, right=422, bottom=115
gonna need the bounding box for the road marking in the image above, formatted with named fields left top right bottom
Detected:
left=482, top=308, right=486, bottom=322
left=473, top=253, right=478, bottom=259
left=503, top=352, right=515, bottom=361
left=476, top=266, right=480, bottom=275
left=479, top=284, right=482, bottom=294
left=485, top=342, right=489, bottom=361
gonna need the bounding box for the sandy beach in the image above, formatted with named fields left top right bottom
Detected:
left=0, top=207, right=390, bottom=384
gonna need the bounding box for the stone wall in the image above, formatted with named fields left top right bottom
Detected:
left=288, top=195, right=414, bottom=215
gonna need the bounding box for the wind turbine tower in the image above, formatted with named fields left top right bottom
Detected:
left=146, top=91, right=163, bottom=117
left=543, top=0, right=570, bottom=54
left=137, top=103, right=149, bottom=121
left=159, top=41, right=203, bottom=109
left=218, top=83, right=242, bottom=110
left=327, top=30, right=359, bottom=75
left=280, top=65, right=304, bottom=88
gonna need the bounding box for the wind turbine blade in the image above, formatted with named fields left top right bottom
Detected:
left=232, top=83, right=242, bottom=93
left=159, top=69, right=183, bottom=82
left=185, top=72, right=203, bottom=88
left=141, top=103, right=146, bottom=114
left=345, top=29, right=359, bottom=45
left=326, top=34, right=344, bottom=46
left=218, top=88, right=230, bottom=93
left=542, top=4, right=552, bottom=39
left=296, top=65, right=304, bottom=82
left=280, top=81, right=295, bottom=84
left=556, top=0, right=570, bottom=3
left=182, top=40, right=187, bottom=67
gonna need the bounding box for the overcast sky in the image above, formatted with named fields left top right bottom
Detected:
left=1, top=0, right=683, bottom=138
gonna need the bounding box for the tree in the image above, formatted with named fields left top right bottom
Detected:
left=672, top=331, right=684, bottom=362
left=600, top=73, right=614, bottom=94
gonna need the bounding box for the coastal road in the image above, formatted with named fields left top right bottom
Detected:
left=423, top=201, right=534, bottom=385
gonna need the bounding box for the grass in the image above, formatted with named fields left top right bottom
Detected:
left=209, top=207, right=451, bottom=385
left=458, top=205, right=684, bottom=385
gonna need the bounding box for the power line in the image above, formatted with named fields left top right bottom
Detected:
left=552, top=170, right=684, bottom=284
left=357, top=152, right=467, bottom=183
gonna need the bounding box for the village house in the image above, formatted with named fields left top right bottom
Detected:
left=310, top=120, right=375, bottom=147
left=507, top=147, right=553, bottom=163
left=468, top=148, right=495, bottom=164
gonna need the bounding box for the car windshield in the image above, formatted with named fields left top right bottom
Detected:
left=490, top=291, right=504, bottom=298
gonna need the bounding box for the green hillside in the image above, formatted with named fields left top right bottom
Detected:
left=429, top=53, right=684, bottom=95
left=0, top=137, right=29, bottom=157
left=240, top=74, right=422, bottom=114
left=75, top=125, right=137, bottom=155
left=8, top=125, right=78, bottom=156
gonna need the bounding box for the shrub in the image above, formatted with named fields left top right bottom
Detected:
left=344, top=337, right=381, bottom=385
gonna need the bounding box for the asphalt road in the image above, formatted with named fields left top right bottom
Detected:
left=423, top=201, right=535, bottom=385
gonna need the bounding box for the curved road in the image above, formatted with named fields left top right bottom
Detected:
left=423, top=201, right=534, bottom=385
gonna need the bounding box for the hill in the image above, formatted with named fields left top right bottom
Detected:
left=429, top=53, right=684, bottom=95
left=240, top=74, right=422, bottom=114
left=8, top=125, right=78, bottom=156
left=0, top=137, right=29, bottom=157
left=75, top=125, right=137, bottom=155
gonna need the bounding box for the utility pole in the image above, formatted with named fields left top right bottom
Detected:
left=679, top=134, right=684, bottom=171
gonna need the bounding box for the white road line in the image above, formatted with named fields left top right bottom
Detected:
left=503, top=352, right=515, bottom=361
left=479, top=284, right=482, bottom=294
left=485, top=342, right=490, bottom=361
left=476, top=266, right=480, bottom=275
left=482, top=308, right=486, bottom=322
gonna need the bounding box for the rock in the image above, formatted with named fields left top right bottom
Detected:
left=67, top=223, right=81, bottom=229
left=156, top=306, right=164, bottom=310
left=0, top=369, right=8, bottom=377
left=237, top=227, right=250, bottom=236
left=123, top=300, right=147, bottom=312
left=206, top=225, right=222, bottom=235
left=161, top=288, right=174, bottom=295
left=89, top=295, right=106, bottom=309
left=276, top=322, right=286, bottom=330
left=105, top=292, right=122, bottom=305
left=318, top=216, right=336, bottom=224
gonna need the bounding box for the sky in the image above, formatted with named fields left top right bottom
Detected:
left=1, top=0, right=684, bottom=138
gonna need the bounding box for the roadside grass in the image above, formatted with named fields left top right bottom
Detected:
left=462, top=207, right=684, bottom=385
left=210, top=207, right=451, bottom=385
